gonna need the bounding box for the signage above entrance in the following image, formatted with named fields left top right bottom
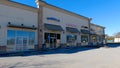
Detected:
left=46, top=17, right=60, bottom=22
left=66, top=24, right=77, bottom=28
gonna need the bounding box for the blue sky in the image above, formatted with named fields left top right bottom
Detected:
left=12, top=0, right=120, bottom=36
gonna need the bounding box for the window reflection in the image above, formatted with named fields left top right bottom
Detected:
left=7, top=30, right=35, bottom=46
left=29, top=32, right=35, bottom=45
left=67, top=34, right=77, bottom=46
left=7, top=30, right=15, bottom=45
left=81, top=35, right=88, bottom=42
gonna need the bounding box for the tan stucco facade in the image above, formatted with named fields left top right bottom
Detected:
left=0, top=0, right=105, bottom=52
left=90, top=23, right=105, bottom=45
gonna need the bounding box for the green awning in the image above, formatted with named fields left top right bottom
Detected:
left=66, top=27, right=79, bottom=33
left=44, top=24, right=64, bottom=31
left=81, top=29, right=89, bottom=34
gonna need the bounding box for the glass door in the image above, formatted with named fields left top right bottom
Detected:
left=45, top=33, right=60, bottom=49
left=50, top=37, right=56, bottom=48
left=16, top=36, right=28, bottom=51
left=23, top=37, right=28, bottom=50
left=16, top=37, right=23, bottom=51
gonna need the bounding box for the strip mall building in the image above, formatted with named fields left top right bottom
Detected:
left=0, top=0, right=105, bottom=52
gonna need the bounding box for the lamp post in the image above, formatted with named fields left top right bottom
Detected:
left=36, top=0, right=44, bottom=50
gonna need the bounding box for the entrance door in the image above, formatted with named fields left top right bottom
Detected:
left=50, top=37, right=56, bottom=48
left=16, top=36, right=28, bottom=51
left=45, top=33, right=60, bottom=49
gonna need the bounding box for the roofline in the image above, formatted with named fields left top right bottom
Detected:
left=40, top=1, right=90, bottom=20
left=91, top=23, right=105, bottom=29
left=0, top=0, right=37, bottom=12
left=9, top=0, right=37, bottom=9
left=2, top=0, right=90, bottom=20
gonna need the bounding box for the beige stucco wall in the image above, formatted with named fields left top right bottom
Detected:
left=43, top=7, right=89, bottom=44
left=90, top=24, right=105, bottom=44
left=90, top=24, right=104, bottom=35
left=0, top=4, right=38, bottom=51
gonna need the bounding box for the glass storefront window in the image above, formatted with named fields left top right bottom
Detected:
left=7, top=30, right=35, bottom=46
left=7, top=30, right=15, bottom=45
left=98, top=36, right=103, bottom=42
left=29, top=32, right=35, bottom=45
left=81, top=35, right=88, bottom=42
left=67, top=34, right=77, bottom=46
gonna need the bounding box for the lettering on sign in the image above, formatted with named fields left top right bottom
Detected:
left=46, top=17, right=60, bottom=22
left=66, top=24, right=77, bottom=28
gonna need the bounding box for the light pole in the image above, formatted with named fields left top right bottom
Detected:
left=36, top=0, right=44, bottom=50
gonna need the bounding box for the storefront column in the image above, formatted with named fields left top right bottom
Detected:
left=77, top=34, right=81, bottom=46
left=60, top=32, right=66, bottom=48
left=36, top=0, right=45, bottom=50
left=88, top=18, right=92, bottom=46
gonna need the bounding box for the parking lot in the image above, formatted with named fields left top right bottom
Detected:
left=0, top=44, right=120, bottom=68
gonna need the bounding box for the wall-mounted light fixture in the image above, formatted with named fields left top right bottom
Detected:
left=8, top=22, right=11, bottom=25
left=40, top=29, right=42, bottom=32
left=32, top=25, right=35, bottom=28
left=21, top=24, right=24, bottom=26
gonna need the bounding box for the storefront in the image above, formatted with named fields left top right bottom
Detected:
left=81, top=29, right=89, bottom=46
left=44, top=33, right=60, bottom=49
left=97, top=35, right=104, bottom=45
left=90, top=24, right=105, bottom=46
left=7, top=30, right=35, bottom=51
left=66, top=27, right=79, bottom=47
left=0, top=0, right=105, bottom=53
left=6, top=23, right=37, bottom=51
left=90, top=34, right=97, bottom=45
left=44, top=23, right=64, bottom=49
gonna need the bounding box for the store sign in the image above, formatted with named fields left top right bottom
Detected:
left=46, top=17, right=60, bottom=22
left=66, top=24, right=77, bottom=28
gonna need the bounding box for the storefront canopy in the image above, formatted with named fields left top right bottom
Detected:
left=66, top=27, right=80, bottom=33
left=44, top=23, right=64, bottom=31
left=81, top=29, right=89, bottom=34
left=7, top=23, right=37, bottom=30
left=90, top=32, right=97, bottom=35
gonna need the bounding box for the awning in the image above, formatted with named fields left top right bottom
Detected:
left=7, top=24, right=37, bottom=30
left=90, top=32, right=97, bottom=35
left=66, top=27, right=79, bottom=33
left=44, top=23, right=64, bottom=31
left=81, top=29, right=89, bottom=34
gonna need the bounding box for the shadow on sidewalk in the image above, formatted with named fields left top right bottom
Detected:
left=0, top=46, right=101, bottom=57
left=106, top=43, right=120, bottom=48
